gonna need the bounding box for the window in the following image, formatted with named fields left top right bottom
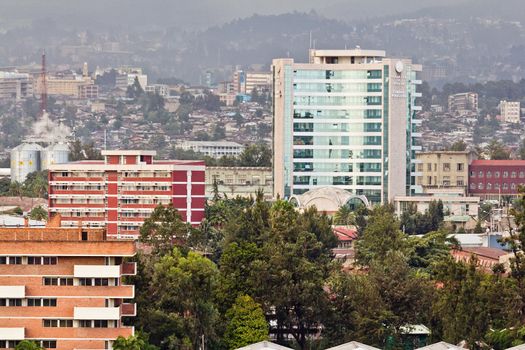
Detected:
left=43, top=299, right=57, bottom=307
left=43, top=257, right=58, bottom=265
left=457, top=163, right=464, bottom=171
left=470, top=183, right=476, bottom=189
left=443, top=163, right=451, bottom=172
left=520, top=171, right=525, bottom=178
left=8, top=299, right=22, bottom=306
left=79, top=278, right=93, bottom=286
left=94, top=320, right=109, bottom=328
left=487, top=171, right=492, bottom=178
left=417, top=164, right=423, bottom=172
left=512, top=183, right=517, bottom=190
left=59, top=278, right=73, bottom=286
left=9, top=257, right=22, bottom=265
left=0, top=299, right=6, bottom=306
left=478, top=171, right=484, bottom=178
left=495, top=183, right=500, bottom=190
left=94, top=278, right=109, bottom=286
left=443, top=176, right=450, bottom=186
left=478, top=183, right=484, bottom=190
left=59, top=320, right=73, bottom=327
left=495, top=171, right=500, bottom=178
left=28, top=257, right=42, bottom=265
left=0, top=257, right=5, bottom=264
left=42, top=340, right=57, bottom=349
left=79, top=320, right=92, bottom=328
left=427, top=163, right=432, bottom=171
left=470, top=171, right=475, bottom=177
left=457, top=177, right=464, bottom=186
left=43, top=319, right=58, bottom=327
left=427, top=176, right=432, bottom=185
left=504, top=171, right=509, bottom=178
left=28, top=299, right=41, bottom=307
left=487, top=183, right=492, bottom=190
left=43, top=277, right=58, bottom=286
left=503, top=183, right=509, bottom=190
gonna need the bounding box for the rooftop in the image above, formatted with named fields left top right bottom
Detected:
left=471, top=160, right=525, bottom=166
left=310, top=49, right=386, bottom=58
left=101, top=150, right=157, bottom=156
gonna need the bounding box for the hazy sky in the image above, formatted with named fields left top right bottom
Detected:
left=0, top=0, right=470, bottom=30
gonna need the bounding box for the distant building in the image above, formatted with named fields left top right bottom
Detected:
left=468, top=160, right=525, bottom=200
left=177, top=141, right=245, bottom=158
left=206, top=166, right=272, bottom=199
left=48, top=150, right=205, bottom=238
left=35, top=74, right=96, bottom=99
left=500, top=100, right=520, bottom=124
left=415, top=151, right=475, bottom=194
left=289, top=187, right=370, bottom=214
left=115, top=69, right=148, bottom=90
left=0, top=71, right=33, bottom=100
left=448, top=92, right=478, bottom=115
left=452, top=247, right=512, bottom=273
left=0, top=216, right=137, bottom=349
left=232, top=70, right=272, bottom=95
left=145, top=84, right=170, bottom=97
left=394, top=195, right=480, bottom=219
left=273, top=48, right=422, bottom=203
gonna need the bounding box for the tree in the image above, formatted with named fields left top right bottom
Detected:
left=29, top=205, right=48, bottom=221
left=224, top=295, right=269, bottom=349
left=211, top=122, right=226, bottom=141
left=127, top=76, right=144, bottom=99
left=486, top=139, right=511, bottom=160
left=449, top=140, right=467, bottom=151
left=141, top=248, right=220, bottom=349
left=238, top=143, right=272, bottom=167
left=519, top=139, right=525, bottom=160
left=333, top=205, right=356, bottom=226
left=113, top=335, right=145, bottom=350
left=473, top=220, right=484, bottom=233
left=24, top=170, right=48, bottom=198
left=8, top=181, right=24, bottom=200
left=139, top=204, right=190, bottom=256
left=15, top=341, right=42, bottom=350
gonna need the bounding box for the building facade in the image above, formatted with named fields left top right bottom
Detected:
left=273, top=49, right=422, bottom=203
left=500, top=100, right=520, bottom=124
left=205, top=167, right=273, bottom=199
left=415, top=151, right=474, bottom=193
left=176, top=141, right=245, bottom=158
left=48, top=150, right=205, bottom=239
left=448, top=92, right=478, bottom=115
left=0, top=72, right=33, bottom=100
left=468, top=160, right=525, bottom=200
left=0, top=217, right=136, bottom=349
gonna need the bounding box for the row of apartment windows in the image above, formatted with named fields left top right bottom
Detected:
left=43, top=319, right=117, bottom=328
left=0, top=298, right=57, bottom=307
left=0, top=256, right=57, bottom=265
left=419, top=163, right=465, bottom=172
left=422, top=177, right=465, bottom=187
left=0, top=340, right=56, bottom=349
left=470, top=170, right=525, bottom=178
left=470, top=183, right=524, bottom=190
left=43, top=277, right=117, bottom=286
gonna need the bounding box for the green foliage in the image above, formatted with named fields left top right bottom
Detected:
left=127, top=76, right=145, bottom=99
left=139, top=204, right=190, bottom=255
left=15, top=340, right=42, bottom=350
left=486, top=139, right=511, bottom=160
left=211, top=122, right=226, bottom=141
left=0, top=177, right=9, bottom=195
left=29, top=205, right=47, bottom=221
left=238, top=143, right=272, bottom=167
left=449, top=140, right=467, bottom=151
left=23, top=170, right=48, bottom=198
left=224, top=295, right=269, bottom=349
left=69, top=139, right=102, bottom=161
left=113, top=332, right=158, bottom=350
left=473, top=220, right=484, bottom=233
left=486, top=327, right=525, bottom=350
left=399, top=200, right=444, bottom=235
left=333, top=205, right=356, bottom=226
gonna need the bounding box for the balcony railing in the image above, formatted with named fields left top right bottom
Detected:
left=120, top=303, right=136, bottom=317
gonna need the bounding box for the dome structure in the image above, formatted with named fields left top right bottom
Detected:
left=289, top=187, right=370, bottom=213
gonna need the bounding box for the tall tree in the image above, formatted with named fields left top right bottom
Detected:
left=333, top=205, right=356, bottom=226
left=224, top=295, right=269, bottom=349
left=485, top=139, right=511, bottom=160
left=238, top=143, right=272, bottom=167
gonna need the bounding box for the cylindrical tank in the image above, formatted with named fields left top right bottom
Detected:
left=10, top=143, right=44, bottom=183
left=41, top=143, right=70, bottom=170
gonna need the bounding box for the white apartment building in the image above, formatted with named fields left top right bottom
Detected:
left=500, top=100, right=520, bottom=124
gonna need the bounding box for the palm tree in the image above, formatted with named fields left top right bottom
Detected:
left=333, top=205, right=356, bottom=226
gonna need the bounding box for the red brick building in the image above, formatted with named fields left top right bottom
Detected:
left=468, top=160, right=525, bottom=200
left=0, top=216, right=136, bottom=349
left=48, top=150, right=205, bottom=239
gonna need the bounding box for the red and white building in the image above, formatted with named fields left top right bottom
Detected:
left=468, top=160, right=525, bottom=200
left=48, top=150, right=205, bottom=239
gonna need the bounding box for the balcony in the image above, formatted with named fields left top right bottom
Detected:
left=120, top=303, right=136, bottom=317
left=0, top=286, right=25, bottom=298
left=0, top=327, right=24, bottom=340
left=121, top=262, right=137, bottom=276
left=74, top=265, right=121, bottom=278
left=74, top=307, right=120, bottom=320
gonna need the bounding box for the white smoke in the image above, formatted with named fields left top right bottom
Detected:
left=31, top=112, right=71, bottom=142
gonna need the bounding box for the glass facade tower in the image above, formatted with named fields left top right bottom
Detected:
left=273, top=49, right=422, bottom=204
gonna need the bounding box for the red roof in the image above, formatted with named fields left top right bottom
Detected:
left=461, top=247, right=509, bottom=260
left=332, top=226, right=358, bottom=241
left=471, top=160, right=525, bottom=166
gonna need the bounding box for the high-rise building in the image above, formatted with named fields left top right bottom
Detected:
left=0, top=216, right=136, bottom=349
left=448, top=92, right=478, bottom=115
left=272, top=49, right=422, bottom=204
left=47, top=150, right=205, bottom=239
left=500, top=100, right=521, bottom=124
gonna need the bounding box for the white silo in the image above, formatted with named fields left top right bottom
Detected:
left=41, top=143, right=70, bottom=170
left=10, top=143, right=44, bottom=183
